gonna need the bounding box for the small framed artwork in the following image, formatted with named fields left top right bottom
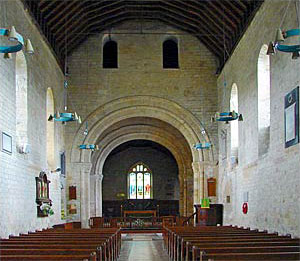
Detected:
left=1, top=132, right=12, bottom=154
left=284, top=86, right=299, bottom=148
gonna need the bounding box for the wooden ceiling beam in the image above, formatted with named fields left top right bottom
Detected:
left=187, top=0, right=235, bottom=34
left=47, top=1, right=78, bottom=27
left=216, top=1, right=242, bottom=24
left=43, top=1, right=67, bottom=20
left=225, top=0, right=245, bottom=17
left=237, top=0, right=249, bottom=11
left=49, top=1, right=84, bottom=32
left=63, top=10, right=223, bottom=58
left=160, top=1, right=222, bottom=38
left=205, top=1, right=238, bottom=30
left=63, top=14, right=143, bottom=54
left=39, top=0, right=59, bottom=14
left=55, top=0, right=126, bottom=41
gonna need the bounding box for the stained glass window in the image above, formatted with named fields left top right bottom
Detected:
left=128, top=162, right=152, bottom=199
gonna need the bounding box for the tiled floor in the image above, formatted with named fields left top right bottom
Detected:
left=118, top=233, right=169, bottom=261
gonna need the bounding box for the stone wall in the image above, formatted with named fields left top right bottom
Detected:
left=0, top=1, right=65, bottom=238
left=217, top=0, right=300, bottom=237
left=66, top=20, right=218, bottom=219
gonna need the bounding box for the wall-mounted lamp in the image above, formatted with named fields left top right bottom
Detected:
left=0, top=26, right=34, bottom=58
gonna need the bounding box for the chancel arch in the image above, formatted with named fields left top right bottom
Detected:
left=69, top=96, right=216, bottom=226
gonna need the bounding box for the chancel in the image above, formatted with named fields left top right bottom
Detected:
left=0, top=0, right=299, bottom=260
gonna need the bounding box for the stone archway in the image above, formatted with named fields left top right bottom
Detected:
left=90, top=124, right=191, bottom=217
left=68, top=96, right=215, bottom=227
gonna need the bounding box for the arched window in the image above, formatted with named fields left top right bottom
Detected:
left=16, top=51, right=28, bottom=146
left=103, top=40, right=118, bottom=68
left=230, top=84, right=239, bottom=156
left=163, top=39, right=179, bottom=68
left=128, top=162, right=152, bottom=199
left=258, top=44, right=270, bottom=155
left=46, top=88, right=55, bottom=169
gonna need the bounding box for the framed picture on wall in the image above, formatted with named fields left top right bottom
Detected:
left=1, top=132, right=12, bottom=154
left=284, top=86, right=299, bottom=148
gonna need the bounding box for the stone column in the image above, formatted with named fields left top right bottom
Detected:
left=94, top=174, right=103, bottom=217
left=192, top=161, right=202, bottom=205
left=79, top=163, right=92, bottom=228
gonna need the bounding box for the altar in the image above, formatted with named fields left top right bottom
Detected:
left=123, top=210, right=157, bottom=217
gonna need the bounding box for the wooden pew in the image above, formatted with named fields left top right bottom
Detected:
left=194, top=249, right=300, bottom=260
left=0, top=227, right=121, bottom=261
left=0, top=252, right=96, bottom=260
left=164, top=226, right=300, bottom=261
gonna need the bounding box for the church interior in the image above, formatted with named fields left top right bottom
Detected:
left=0, top=0, right=299, bottom=260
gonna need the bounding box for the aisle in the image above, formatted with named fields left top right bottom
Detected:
left=118, top=233, right=169, bottom=261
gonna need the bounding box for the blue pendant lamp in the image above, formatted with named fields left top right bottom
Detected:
left=78, top=122, right=99, bottom=151
left=267, top=1, right=300, bottom=59
left=47, top=36, right=82, bottom=125
left=194, top=142, right=212, bottom=150
left=79, top=144, right=99, bottom=151
left=211, top=111, right=243, bottom=124
left=0, top=26, right=34, bottom=58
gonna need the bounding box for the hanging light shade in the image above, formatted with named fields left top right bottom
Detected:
left=74, top=112, right=78, bottom=121
left=25, top=39, right=34, bottom=54
left=8, top=26, right=18, bottom=41
left=56, top=110, right=60, bottom=119
left=275, top=28, right=285, bottom=42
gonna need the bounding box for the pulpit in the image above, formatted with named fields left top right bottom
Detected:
left=194, top=204, right=223, bottom=226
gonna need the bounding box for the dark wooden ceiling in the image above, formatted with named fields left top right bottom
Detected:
left=23, top=0, right=263, bottom=71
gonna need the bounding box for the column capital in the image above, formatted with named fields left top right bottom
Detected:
left=91, top=174, right=103, bottom=182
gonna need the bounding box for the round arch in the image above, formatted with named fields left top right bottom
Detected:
left=71, top=95, right=213, bottom=163
left=90, top=123, right=193, bottom=216
left=69, top=96, right=214, bottom=225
